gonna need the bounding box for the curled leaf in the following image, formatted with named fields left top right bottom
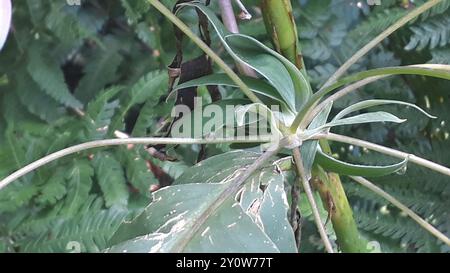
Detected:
left=315, top=150, right=408, bottom=177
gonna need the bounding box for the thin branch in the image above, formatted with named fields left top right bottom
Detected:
left=350, top=176, right=450, bottom=247
left=292, top=147, right=334, bottom=253
left=314, top=133, right=450, bottom=177
left=218, top=0, right=257, bottom=77
left=148, top=0, right=262, bottom=104
left=321, top=0, right=443, bottom=88
left=0, top=136, right=273, bottom=191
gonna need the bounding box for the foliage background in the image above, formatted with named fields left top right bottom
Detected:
left=0, top=0, right=449, bottom=252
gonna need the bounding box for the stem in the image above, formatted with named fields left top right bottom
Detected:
left=316, top=133, right=450, bottom=177
left=148, top=0, right=262, bottom=104
left=321, top=0, right=443, bottom=88
left=218, top=0, right=257, bottom=77
left=261, top=0, right=299, bottom=69
left=350, top=176, right=450, bottom=247
left=292, top=147, right=334, bottom=253
left=0, top=136, right=272, bottom=191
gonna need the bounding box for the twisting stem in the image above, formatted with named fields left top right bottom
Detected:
left=350, top=176, right=450, bottom=247
left=0, top=136, right=272, bottom=191
left=322, top=0, right=443, bottom=88
left=315, top=133, right=450, bottom=177
left=218, top=0, right=257, bottom=76
left=292, top=147, right=334, bottom=253
left=148, top=0, right=262, bottom=104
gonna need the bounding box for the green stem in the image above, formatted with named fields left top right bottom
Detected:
left=292, top=147, right=334, bottom=253
left=148, top=0, right=262, bottom=104
left=261, top=0, right=309, bottom=81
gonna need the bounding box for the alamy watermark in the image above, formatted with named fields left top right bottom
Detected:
left=66, top=0, right=81, bottom=6
left=170, top=97, right=287, bottom=151
left=367, top=0, right=382, bottom=6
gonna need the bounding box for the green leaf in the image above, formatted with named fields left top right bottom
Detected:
left=93, top=152, right=129, bottom=208
left=301, top=101, right=333, bottom=179
left=75, top=46, right=123, bottom=103
left=316, top=65, right=450, bottom=104
left=226, top=34, right=312, bottom=110
left=119, top=149, right=157, bottom=195
left=107, top=183, right=279, bottom=253
left=85, top=86, right=123, bottom=140
left=174, top=150, right=260, bottom=185
left=170, top=73, right=286, bottom=107
left=327, top=112, right=406, bottom=128
left=315, top=150, right=408, bottom=177
left=36, top=169, right=67, bottom=205
left=27, top=44, right=83, bottom=109
left=332, top=99, right=436, bottom=121
left=16, top=71, right=64, bottom=122
left=110, top=70, right=167, bottom=132
left=61, top=160, right=94, bottom=216
left=180, top=3, right=311, bottom=112
left=224, top=35, right=297, bottom=111
left=170, top=99, right=251, bottom=139
left=22, top=209, right=129, bottom=253
left=107, top=150, right=296, bottom=252
left=240, top=171, right=297, bottom=252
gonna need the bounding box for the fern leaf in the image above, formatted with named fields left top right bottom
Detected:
left=116, top=148, right=157, bottom=195
left=21, top=209, right=129, bottom=253
left=15, top=71, right=64, bottom=122
left=85, top=86, right=123, bottom=140
left=405, top=14, right=450, bottom=51
left=75, top=45, right=123, bottom=103
left=120, top=0, right=150, bottom=25
left=110, top=70, right=167, bottom=132
left=27, top=44, right=83, bottom=109
left=430, top=48, right=450, bottom=63
left=36, top=169, right=67, bottom=205
left=61, top=160, right=94, bottom=216
left=93, top=152, right=129, bottom=208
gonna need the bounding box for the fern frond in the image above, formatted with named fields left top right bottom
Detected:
left=342, top=8, right=406, bottom=58
left=430, top=48, right=450, bottom=63
left=405, top=14, right=450, bottom=50
left=93, top=152, right=129, bottom=208
left=75, top=45, right=123, bottom=103
left=85, top=86, right=123, bottom=140
left=120, top=0, right=150, bottom=25
left=27, top=44, right=83, bottom=109
left=36, top=169, right=67, bottom=205
left=355, top=208, right=445, bottom=253
left=20, top=208, right=129, bottom=253
left=60, top=160, right=94, bottom=216
left=110, top=70, right=167, bottom=132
